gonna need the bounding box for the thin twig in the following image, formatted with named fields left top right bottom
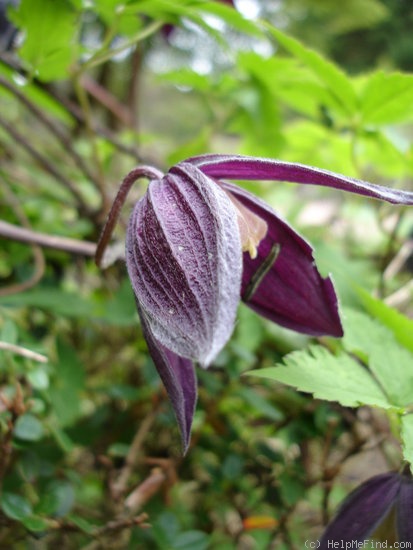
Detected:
left=42, top=82, right=142, bottom=159
left=0, top=175, right=45, bottom=296
left=73, top=77, right=108, bottom=214
left=82, top=75, right=133, bottom=127
left=0, top=75, right=99, bottom=189
left=79, top=21, right=162, bottom=71
left=0, top=57, right=142, bottom=160
left=384, top=279, right=413, bottom=308
left=0, top=220, right=126, bottom=267
left=383, top=240, right=413, bottom=280
left=111, top=407, right=160, bottom=499
left=0, top=220, right=97, bottom=256
left=0, top=115, right=90, bottom=214
left=0, top=342, right=48, bottom=363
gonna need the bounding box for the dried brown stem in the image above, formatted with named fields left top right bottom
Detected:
left=111, top=406, right=160, bottom=499
left=0, top=220, right=97, bottom=257
left=0, top=342, right=48, bottom=363
left=0, top=175, right=46, bottom=296
left=0, top=75, right=99, bottom=190
left=82, top=75, right=133, bottom=127
left=0, top=115, right=90, bottom=214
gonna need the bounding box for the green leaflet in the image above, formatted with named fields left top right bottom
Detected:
left=360, top=71, right=413, bottom=125
left=9, top=0, right=78, bottom=81
left=356, top=288, right=413, bottom=355
left=269, top=27, right=357, bottom=117
left=246, top=345, right=392, bottom=410
left=248, top=308, right=413, bottom=467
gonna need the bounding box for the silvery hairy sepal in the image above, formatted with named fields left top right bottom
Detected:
left=96, top=154, right=413, bottom=453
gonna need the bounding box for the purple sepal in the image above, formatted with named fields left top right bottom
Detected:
left=396, top=473, right=413, bottom=542
left=137, top=302, right=197, bottom=454
left=320, top=473, right=401, bottom=546
left=126, top=163, right=242, bottom=366
left=221, top=181, right=343, bottom=337
left=191, top=154, right=413, bottom=205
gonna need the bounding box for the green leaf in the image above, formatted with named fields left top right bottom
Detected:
left=67, top=514, right=96, bottom=534
left=0, top=288, right=95, bottom=318
left=21, top=515, right=48, bottom=532
left=196, top=1, right=262, bottom=37
left=401, top=414, right=413, bottom=469
left=49, top=340, right=85, bottom=427
left=342, top=309, right=413, bottom=408
left=27, top=367, right=49, bottom=390
left=238, top=387, right=283, bottom=422
left=0, top=62, right=75, bottom=124
left=108, top=443, right=130, bottom=458
left=360, top=71, right=413, bottom=125
left=44, top=481, right=75, bottom=517
left=0, top=319, right=18, bottom=344
left=173, top=531, right=210, bottom=550
left=1, top=492, right=33, bottom=520
left=14, top=413, right=44, bottom=441
left=269, top=27, right=357, bottom=116
left=246, top=346, right=392, bottom=409
left=9, top=0, right=78, bottom=81
left=356, top=288, right=413, bottom=354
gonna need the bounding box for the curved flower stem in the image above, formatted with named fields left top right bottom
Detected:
left=95, top=166, right=163, bottom=268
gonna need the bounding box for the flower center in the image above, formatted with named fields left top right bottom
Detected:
left=226, top=192, right=268, bottom=259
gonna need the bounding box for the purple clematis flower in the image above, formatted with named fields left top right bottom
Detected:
left=96, top=154, right=413, bottom=452
left=320, top=469, right=413, bottom=545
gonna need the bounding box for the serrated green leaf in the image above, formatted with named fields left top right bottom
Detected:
left=342, top=309, right=413, bottom=408
left=356, top=287, right=413, bottom=354
left=401, top=414, right=413, bottom=469
left=9, top=0, right=78, bottom=81
left=246, top=346, right=392, bottom=409
left=360, top=71, right=413, bottom=125
left=269, top=27, right=357, bottom=117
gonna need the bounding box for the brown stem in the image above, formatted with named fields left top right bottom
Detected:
left=0, top=220, right=97, bottom=256
left=82, top=75, right=133, bottom=127
left=0, top=175, right=45, bottom=296
left=0, top=115, right=90, bottom=214
left=111, top=406, right=160, bottom=499
left=0, top=75, right=99, bottom=190
left=127, top=47, right=143, bottom=129
left=0, top=342, right=48, bottom=363
left=95, top=166, right=163, bottom=268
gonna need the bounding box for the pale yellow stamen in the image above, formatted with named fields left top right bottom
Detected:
left=226, top=192, right=268, bottom=259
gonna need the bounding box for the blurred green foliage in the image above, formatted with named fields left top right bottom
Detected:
left=0, top=0, right=412, bottom=547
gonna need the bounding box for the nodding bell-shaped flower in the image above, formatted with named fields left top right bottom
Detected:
left=320, top=469, right=413, bottom=545
left=96, top=154, right=413, bottom=452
